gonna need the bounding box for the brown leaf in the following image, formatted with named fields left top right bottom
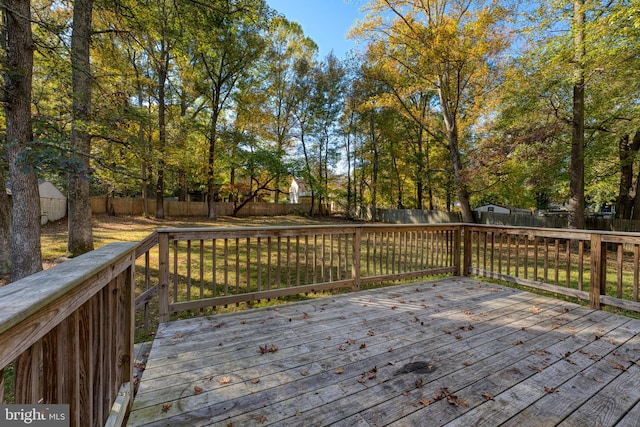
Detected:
left=368, top=330, right=375, bottom=336
left=254, top=414, right=267, bottom=424
left=544, top=386, right=558, bottom=394
left=368, top=366, right=378, bottom=379
left=173, top=332, right=182, bottom=339
left=335, top=367, right=344, bottom=374
left=512, top=340, right=524, bottom=346
left=220, top=376, right=231, bottom=385
left=391, top=305, right=398, bottom=310
left=194, top=386, right=203, bottom=395
left=403, top=391, right=410, bottom=396
left=463, top=361, right=473, bottom=367
left=347, top=338, right=356, bottom=345
left=415, top=378, right=424, bottom=388
left=482, top=391, right=494, bottom=401
left=300, top=371, right=309, bottom=376
left=360, top=343, right=367, bottom=349
left=339, top=344, right=347, bottom=351
left=455, top=334, right=463, bottom=340
left=464, top=311, right=473, bottom=315
left=251, top=378, right=260, bottom=384
left=161, top=403, right=172, bottom=413
left=303, top=312, right=311, bottom=319
left=259, top=344, right=278, bottom=354
left=420, top=399, right=431, bottom=406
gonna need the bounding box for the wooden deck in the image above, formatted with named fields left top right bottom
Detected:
left=127, top=277, right=640, bottom=427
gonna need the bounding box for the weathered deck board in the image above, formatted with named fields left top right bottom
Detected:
left=127, top=277, right=640, bottom=426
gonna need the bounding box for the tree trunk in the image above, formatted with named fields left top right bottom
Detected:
left=568, top=0, right=586, bottom=229
left=67, top=0, right=94, bottom=256
left=0, top=159, right=11, bottom=273
left=616, top=133, right=640, bottom=219
left=439, top=97, right=474, bottom=223
left=3, top=0, right=42, bottom=281
left=155, top=44, right=168, bottom=219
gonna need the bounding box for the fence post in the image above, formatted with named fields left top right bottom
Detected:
left=158, top=232, right=170, bottom=322
left=590, top=233, right=607, bottom=309
left=352, top=227, right=361, bottom=291
left=462, top=225, right=471, bottom=276
left=453, top=225, right=461, bottom=275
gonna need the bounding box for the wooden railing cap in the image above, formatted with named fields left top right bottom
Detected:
left=0, top=242, right=138, bottom=336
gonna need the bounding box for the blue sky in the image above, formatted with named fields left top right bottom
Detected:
left=266, top=0, right=367, bottom=59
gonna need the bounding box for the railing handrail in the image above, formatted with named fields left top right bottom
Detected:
left=0, top=242, right=137, bottom=343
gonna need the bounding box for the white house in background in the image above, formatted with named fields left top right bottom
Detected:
left=474, top=204, right=532, bottom=215
left=288, top=177, right=311, bottom=204
left=6, top=180, right=67, bottom=225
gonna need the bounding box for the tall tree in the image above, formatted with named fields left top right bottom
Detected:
left=568, top=0, right=585, bottom=229
left=67, top=0, right=94, bottom=255
left=2, top=0, right=42, bottom=281
left=353, top=0, right=511, bottom=222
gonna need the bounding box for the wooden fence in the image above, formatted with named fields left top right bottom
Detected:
left=90, top=197, right=318, bottom=217
left=4, top=222, right=640, bottom=426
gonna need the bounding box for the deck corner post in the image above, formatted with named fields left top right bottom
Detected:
left=462, top=225, right=471, bottom=276
left=158, top=232, right=170, bottom=323
left=590, top=233, right=606, bottom=310
left=352, top=228, right=362, bottom=291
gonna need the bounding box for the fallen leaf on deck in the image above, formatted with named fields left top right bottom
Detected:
left=339, top=345, right=347, bottom=351
left=368, top=330, right=375, bottom=336
left=251, top=378, right=260, bottom=383
left=482, top=391, right=494, bottom=401
left=161, top=403, right=172, bottom=413
left=463, top=361, right=473, bottom=367
left=420, top=399, right=431, bottom=406
left=220, top=377, right=231, bottom=385
left=255, top=414, right=267, bottom=424
left=194, top=386, right=203, bottom=395
left=512, top=340, right=524, bottom=346
left=368, top=366, right=378, bottom=379
left=464, top=311, right=473, bottom=315
left=531, top=306, right=541, bottom=314
left=455, top=334, right=463, bottom=339
left=259, top=344, right=278, bottom=354
left=335, top=367, right=344, bottom=374
left=403, top=391, right=410, bottom=396
left=544, top=386, right=558, bottom=394
left=388, top=347, right=394, bottom=352
left=415, top=378, right=424, bottom=388
left=300, top=371, right=309, bottom=376
left=303, top=312, right=311, bottom=319
left=391, top=305, right=398, bottom=310
left=173, top=332, right=182, bottom=339
left=360, top=343, right=367, bottom=349
left=347, top=339, right=356, bottom=345
left=444, top=329, right=452, bottom=334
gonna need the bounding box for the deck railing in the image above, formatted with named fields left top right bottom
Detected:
left=155, top=224, right=460, bottom=321
left=0, top=243, right=139, bottom=427
left=464, top=224, right=640, bottom=314
left=4, top=221, right=640, bottom=427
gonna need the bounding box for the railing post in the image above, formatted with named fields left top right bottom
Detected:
left=158, top=232, right=170, bottom=323
left=590, top=233, right=607, bottom=309
left=453, top=225, right=461, bottom=275
left=462, top=225, right=471, bottom=276
left=352, top=228, right=361, bottom=291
